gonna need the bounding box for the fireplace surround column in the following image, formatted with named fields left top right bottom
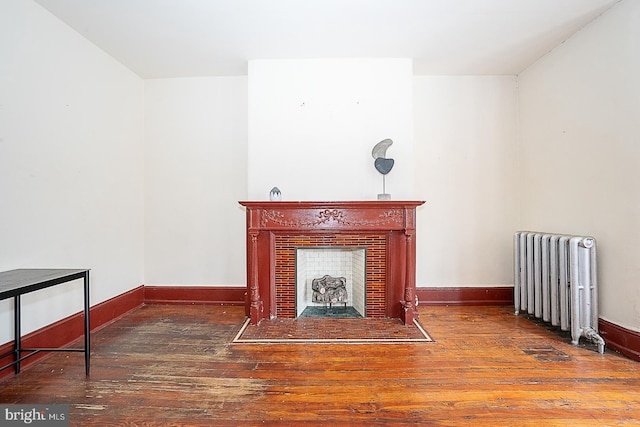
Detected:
left=403, top=230, right=417, bottom=324
left=248, top=230, right=263, bottom=321
left=240, top=201, right=425, bottom=325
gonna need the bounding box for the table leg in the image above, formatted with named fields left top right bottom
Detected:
left=84, top=271, right=90, bottom=375
left=14, top=295, right=21, bottom=374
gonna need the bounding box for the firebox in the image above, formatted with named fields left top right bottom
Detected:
left=295, top=247, right=366, bottom=318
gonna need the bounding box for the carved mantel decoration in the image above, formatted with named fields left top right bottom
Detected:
left=239, top=201, right=425, bottom=325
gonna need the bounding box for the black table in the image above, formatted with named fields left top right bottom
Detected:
left=0, top=269, right=90, bottom=375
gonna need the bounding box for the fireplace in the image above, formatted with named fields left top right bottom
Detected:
left=296, top=247, right=366, bottom=318
left=239, top=201, right=425, bottom=325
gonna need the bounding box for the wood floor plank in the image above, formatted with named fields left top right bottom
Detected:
left=1, top=304, right=639, bottom=426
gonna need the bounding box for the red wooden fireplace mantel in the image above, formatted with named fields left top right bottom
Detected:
left=239, top=201, right=425, bottom=325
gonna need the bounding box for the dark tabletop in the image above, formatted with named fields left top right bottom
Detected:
left=0, top=269, right=89, bottom=300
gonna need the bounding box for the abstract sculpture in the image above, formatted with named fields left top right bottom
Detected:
left=372, top=138, right=394, bottom=200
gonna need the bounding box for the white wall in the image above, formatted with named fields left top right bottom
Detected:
left=0, top=0, right=144, bottom=341
left=144, top=77, right=248, bottom=285
left=413, top=76, right=519, bottom=287
left=518, top=0, right=640, bottom=331
left=143, top=72, right=520, bottom=292
left=248, top=59, right=414, bottom=201
left=5, top=0, right=636, bottom=343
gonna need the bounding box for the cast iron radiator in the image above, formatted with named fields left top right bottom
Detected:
left=514, top=231, right=605, bottom=353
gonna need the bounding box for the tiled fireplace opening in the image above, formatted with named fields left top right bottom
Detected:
left=295, top=247, right=366, bottom=318
left=275, top=234, right=386, bottom=319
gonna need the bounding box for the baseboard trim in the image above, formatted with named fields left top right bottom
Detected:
left=598, top=319, right=640, bottom=362
left=416, top=286, right=514, bottom=306
left=143, top=286, right=245, bottom=305
left=93, top=285, right=146, bottom=329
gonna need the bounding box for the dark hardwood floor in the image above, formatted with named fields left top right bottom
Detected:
left=1, top=304, right=639, bottom=426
